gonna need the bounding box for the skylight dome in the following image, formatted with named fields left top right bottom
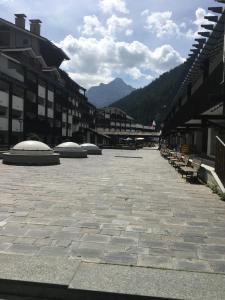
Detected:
left=55, top=142, right=87, bottom=158
left=2, top=140, right=60, bottom=165
left=81, top=143, right=102, bottom=155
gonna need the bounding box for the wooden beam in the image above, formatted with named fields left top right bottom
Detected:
left=204, top=15, right=219, bottom=23
left=215, top=0, right=225, bottom=4
left=201, top=24, right=214, bottom=31
left=198, top=31, right=211, bottom=37
left=195, top=38, right=206, bottom=43
left=208, top=7, right=224, bottom=14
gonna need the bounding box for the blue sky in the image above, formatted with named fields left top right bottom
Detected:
left=0, top=0, right=218, bottom=88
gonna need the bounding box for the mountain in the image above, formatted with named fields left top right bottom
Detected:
left=111, top=63, right=187, bottom=128
left=87, top=78, right=135, bottom=108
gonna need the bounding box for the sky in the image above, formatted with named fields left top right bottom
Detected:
left=0, top=0, right=218, bottom=89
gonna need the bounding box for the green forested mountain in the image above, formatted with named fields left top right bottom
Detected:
left=111, top=63, right=187, bottom=127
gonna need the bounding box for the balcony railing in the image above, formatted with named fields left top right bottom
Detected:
left=215, top=136, right=225, bottom=187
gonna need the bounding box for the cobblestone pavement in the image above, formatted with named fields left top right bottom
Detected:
left=0, top=149, right=225, bottom=274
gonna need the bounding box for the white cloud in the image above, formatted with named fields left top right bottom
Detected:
left=56, top=35, right=184, bottom=88
left=126, top=67, right=143, bottom=79
left=143, top=11, right=181, bottom=38
left=185, top=7, right=215, bottom=39
left=142, top=8, right=215, bottom=40
left=69, top=71, right=113, bottom=89
left=125, top=29, right=133, bottom=36
left=80, top=14, right=132, bottom=38
left=106, top=15, right=132, bottom=36
left=99, top=0, right=129, bottom=14
left=194, top=7, right=209, bottom=28
left=81, top=15, right=105, bottom=36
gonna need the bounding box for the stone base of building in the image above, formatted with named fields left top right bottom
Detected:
left=86, top=149, right=102, bottom=155
left=55, top=150, right=88, bottom=158
left=2, top=153, right=60, bottom=166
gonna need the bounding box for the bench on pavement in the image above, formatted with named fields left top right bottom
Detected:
left=173, top=155, right=189, bottom=169
left=169, top=152, right=183, bottom=166
left=179, top=159, right=202, bottom=181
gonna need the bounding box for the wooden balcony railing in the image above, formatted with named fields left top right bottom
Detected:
left=215, top=136, right=225, bottom=187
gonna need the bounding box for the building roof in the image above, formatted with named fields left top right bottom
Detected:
left=0, top=17, right=69, bottom=61
left=163, top=6, right=225, bottom=125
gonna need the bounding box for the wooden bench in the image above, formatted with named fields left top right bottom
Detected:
left=169, top=152, right=183, bottom=166
left=173, top=155, right=189, bottom=169
left=179, top=159, right=202, bottom=181
left=167, top=151, right=177, bottom=162
left=160, top=148, right=171, bottom=159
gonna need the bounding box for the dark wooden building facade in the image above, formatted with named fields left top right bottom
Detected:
left=162, top=5, right=225, bottom=160
left=0, top=14, right=96, bottom=147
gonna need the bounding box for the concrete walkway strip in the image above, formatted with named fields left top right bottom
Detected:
left=0, top=254, right=80, bottom=285
left=0, top=254, right=224, bottom=299
left=69, top=262, right=225, bottom=300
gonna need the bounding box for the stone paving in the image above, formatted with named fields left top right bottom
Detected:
left=0, top=149, right=225, bottom=275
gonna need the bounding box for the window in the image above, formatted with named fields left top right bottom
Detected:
left=47, top=101, right=53, bottom=109
left=48, top=119, right=53, bottom=127
left=55, top=103, right=61, bottom=112
left=12, top=109, right=22, bottom=119
left=0, top=106, right=7, bottom=117
left=13, top=86, right=24, bottom=98
left=26, top=90, right=36, bottom=103
left=26, top=71, right=36, bottom=84
left=38, top=97, right=45, bottom=105
left=0, top=80, right=9, bottom=92
left=0, top=26, right=10, bottom=47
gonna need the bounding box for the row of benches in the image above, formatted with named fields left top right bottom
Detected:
left=160, top=149, right=202, bottom=181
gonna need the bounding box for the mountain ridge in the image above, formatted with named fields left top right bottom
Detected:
left=87, top=78, right=135, bottom=108
left=110, top=63, right=187, bottom=127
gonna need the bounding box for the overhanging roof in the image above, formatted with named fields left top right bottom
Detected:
left=0, top=17, right=69, bottom=61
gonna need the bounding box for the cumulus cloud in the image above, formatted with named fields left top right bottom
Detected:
left=81, top=15, right=105, bottom=36
left=99, top=0, right=129, bottom=14
left=56, top=35, right=184, bottom=88
left=143, top=11, right=181, bottom=38
left=125, top=29, right=133, bottom=36
left=106, top=15, right=132, bottom=36
left=142, top=8, right=215, bottom=41
left=80, top=14, right=132, bottom=38
left=125, top=67, right=143, bottom=80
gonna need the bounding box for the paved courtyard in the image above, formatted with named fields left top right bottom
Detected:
left=0, top=149, right=225, bottom=300
left=0, top=148, right=225, bottom=276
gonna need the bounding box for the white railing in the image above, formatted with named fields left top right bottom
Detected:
left=48, top=90, right=54, bottom=101
left=0, top=117, right=8, bottom=130
left=38, top=105, right=45, bottom=116
left=12, top=119, right=23, bottom=132
left=38, top=85, right=46, bottom=98
left=215, top=136, right=225, bottom=187
left=12, top=95, right=23, bottom=111
left=48, top=109, right=53, bottom=118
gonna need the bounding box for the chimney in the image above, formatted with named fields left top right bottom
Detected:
left=29, top=19, right=42, bottom=35
left=15, top=14, right=27, bottom=29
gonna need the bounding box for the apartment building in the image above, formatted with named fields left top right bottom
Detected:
left=0, top=14, right=95, bottom=147
left=161, top=5, right=225, bottom=186
left=96, top=107, right=158, bottom=143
